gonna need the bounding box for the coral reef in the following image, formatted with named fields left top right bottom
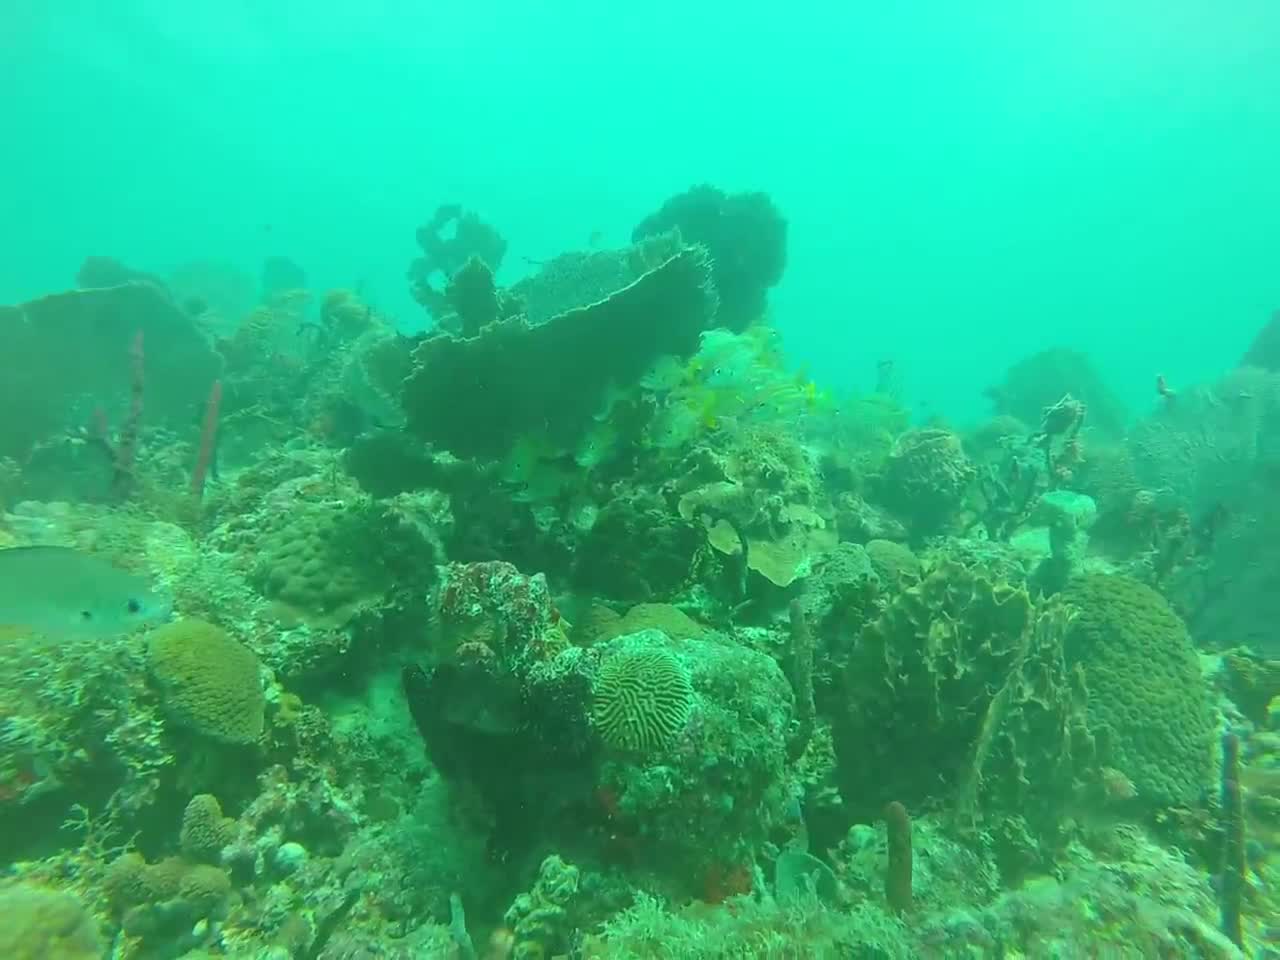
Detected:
left=2, top=180, right=1265, bottom=959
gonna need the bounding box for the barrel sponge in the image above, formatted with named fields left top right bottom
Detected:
left=878, top=428, right=976, bottom=535
left=835, top=561, right=1035, bottom=817
left=147, top=619, right=265, bottom=744
left=0, top=883, right=102, bottom=960
left=1060, top=575, right=1214, bottom=806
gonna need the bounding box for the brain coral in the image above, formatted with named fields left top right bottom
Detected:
left=147, top=619, right=265, bottom=744
left=1060, top=575, right=1214, bottom=806
left=593, top=643, right=695, bottom=753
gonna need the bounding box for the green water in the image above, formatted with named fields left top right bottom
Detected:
left=0, top=4, right=1276, bottom=958
left=5, top=2, right=1277, bottom=422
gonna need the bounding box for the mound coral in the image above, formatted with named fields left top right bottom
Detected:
left=105, top=851, right=233, bottom=945
left=0, top=883, right=102, bottom=960
left=179, top=793, right=236, bottom=864
left=147, top=619, right=265, bottom=744
left=592, top=628, right=795, bottom=897
left=1060, top=575, right=1215, bottom=806
left=593, top=644, right=695, bottom=752
left=251, top=496, right=437, bottom=630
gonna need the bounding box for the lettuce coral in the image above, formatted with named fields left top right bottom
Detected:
left=835, top=561, right=1034, bottom=819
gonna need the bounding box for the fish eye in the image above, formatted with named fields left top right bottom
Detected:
left=127, top=599, right=142, bottom=614
left=80, top=610, right=93, bottom=621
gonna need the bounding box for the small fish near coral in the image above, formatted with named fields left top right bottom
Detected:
left=0, top=546, right=171, bottom=639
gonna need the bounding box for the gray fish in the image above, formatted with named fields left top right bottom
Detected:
left=0, top=546, right=171, bottom=638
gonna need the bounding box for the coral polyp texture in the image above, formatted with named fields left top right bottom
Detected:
left=146, top=619, right=266, bottom=744
left=592, top=643, right=695, bottom=752
left=1059, top=574, right=1215, bottom=807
